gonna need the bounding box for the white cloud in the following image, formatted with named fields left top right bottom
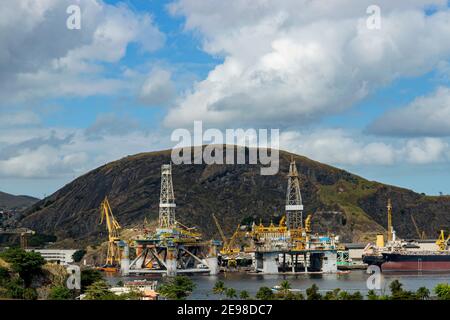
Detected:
left=368, top=87, right=450, bottom=136
left=165, top=0, right=450, bottom=127
left=280, top=129, right=449, bottom=166
left=0, top=0, right=164, bottom=103
left=139, top=68, right=176, bottom=106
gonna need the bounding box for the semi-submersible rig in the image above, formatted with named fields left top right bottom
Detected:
left=99, top=158, right=343, bottom=276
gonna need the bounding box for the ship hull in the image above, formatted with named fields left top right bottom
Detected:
left=381, top=253, right=450, bottom=272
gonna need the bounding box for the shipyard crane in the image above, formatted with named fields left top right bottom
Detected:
left=211, top=214, right=241, bottom=255
left=100, top=197, right=122, bottom=266
left=436, top=230, right=450, bottom=251
left=411, top=215, right=426, bottom=240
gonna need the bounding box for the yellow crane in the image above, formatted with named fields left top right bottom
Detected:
left=100, top=196, right=122, bottom=267
left=211, top=214, right=241, bottom=255
left=411, top=215, right=426, bottom=240
left=436, top=230, right=450, bottom=251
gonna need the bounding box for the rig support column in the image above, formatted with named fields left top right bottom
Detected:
left=166, top=248, right=177, bottom=276
left=120, top=243, right=130, bottom=276
left=262, top=252, right=278, bottom=274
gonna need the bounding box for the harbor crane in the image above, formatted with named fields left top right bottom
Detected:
left=100, top=196, right=122, bottom=267
left=436, top=230, right=450, bottom=251
left=212, top=213, right=241, bottom=256
left=411, top=215, right=426, bottom=240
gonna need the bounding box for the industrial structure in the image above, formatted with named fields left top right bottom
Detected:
left=99, top=197, right=122, bottom=268
left=120, top=164, right=219, bottom=276
left=246, top=158, right=339, bottom=274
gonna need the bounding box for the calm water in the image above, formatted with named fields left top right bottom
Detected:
left=105, top=271, right=450, bottom=299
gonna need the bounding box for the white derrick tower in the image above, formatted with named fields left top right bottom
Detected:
left=159, top=164, right=176, bottom=229
left=286, top=158, right=304, bottom=230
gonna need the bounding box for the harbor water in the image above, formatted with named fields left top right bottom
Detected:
left=105, top=270, right=450, bottom=299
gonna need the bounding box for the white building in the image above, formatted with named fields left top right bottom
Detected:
left=27, top=249, right=78, bottom=265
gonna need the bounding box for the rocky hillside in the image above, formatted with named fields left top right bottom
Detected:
left=18, top=147, right=450, bottom=246
left=0, top=191, right=38, bottom=211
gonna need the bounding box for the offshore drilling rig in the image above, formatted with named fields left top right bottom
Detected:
left=249, top=157, right=339, bottom=274
left=121, top=164, right=219, bottom=276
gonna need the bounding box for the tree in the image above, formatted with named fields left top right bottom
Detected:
left=306, top=284, right=322, bottom=300
left=389, top=280, right=403, bottom=295
left=213, top=280, right=226, bottom=296
left=389, top=280, right=415, bottom=300
left=80, top=269, right=103, bottom=292
left=323, top=288, right=341, bottom=300
left=84, top=280, right=116, bottom=300
left=72, top=250, right=86, bottom=263
left=0, top=248, right=45, bottom=286
left=158, top=276, right=196, bottom=300
left=367, top=290, right=378, bottom=300
left=225, top=288, right=237, bottom=300
left=239, top=290, right=250, bottom=300
left=49, top=286, right=73, bottom=300
left=279, top=280, right=291, bottom=294
left=434, top=283, right=450, bottom=300
left=256, top=286, right=274, bottom=300
left=23, top=287, right=38, bottom=300
left=415, top=287, right=430, bottom=300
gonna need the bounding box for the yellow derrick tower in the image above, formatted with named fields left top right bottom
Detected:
left=100, top=196, right=122, bottom=266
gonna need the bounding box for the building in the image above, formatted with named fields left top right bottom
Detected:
left=27, top=249, right=78, bottom=265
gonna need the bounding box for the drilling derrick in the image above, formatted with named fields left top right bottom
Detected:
left=285, top=158, right=304, bottom=230
left=159, top=164, right=176, bottom=229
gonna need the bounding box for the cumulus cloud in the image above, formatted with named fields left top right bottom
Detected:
left=368, top=87, right=450, bottom=137
left=164, top=0, right=450, bottom=127
left=139, top=68, right=176, bottom=106
left=280, top=129, right=449, bottom=166
left=0, top=0, right=164, bottom=103
left=0, top=125, right=166, bottom=179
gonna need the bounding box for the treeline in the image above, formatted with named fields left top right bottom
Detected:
left=157, top=276, right=450, bottom=301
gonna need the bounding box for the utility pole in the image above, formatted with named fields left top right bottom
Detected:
left=285, top=157, right=304, bottom=230
left=159, top=164, right=176, bottom=229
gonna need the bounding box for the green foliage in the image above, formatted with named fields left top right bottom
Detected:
left=389, top=280, right=416, bottom=300
left=256, top=286, right=274, bottom=300
left=434, top=283, right=450, bottom=300
left=367, top=290, right=378, bottom=300
left=0, top=248, right=45, bottom=286
left=212, top=280, right=226, bottom=296
left=306, top=284, right=322, bottom=300
left=225, top=287, right=237, bottom=300
left=0, top=266, right=10, bottom=285
left=84, top=280, right=116, bottom=300
left=23, top=287, right=38, bottom=300
left=49, top=286, right=73, bottom=300
left=279, top=280, right=291, bottom=293
left=72, top=250, right=86, bottom=263
left=239, top=290, right=250, bottom=300
left=158, top=276, right=196, bottom=300
left=116, top=280, right=124, bottom=287
left=5, top=278, right=25, bottom=299
left=415, top=287, right=430, bottom=300
left=80, top=269, right=103, bottom=292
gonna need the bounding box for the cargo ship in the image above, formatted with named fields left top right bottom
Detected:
left=380, top=251, right=450, bottom=272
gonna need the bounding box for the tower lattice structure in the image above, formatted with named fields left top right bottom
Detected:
left=285, top=158, right=304, bottom=230
left=159, top=164, right=176, bottom=229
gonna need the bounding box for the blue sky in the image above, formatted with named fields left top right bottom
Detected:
left=2, top=1, right=450, bottom=198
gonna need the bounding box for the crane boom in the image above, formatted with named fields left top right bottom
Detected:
left=100, top=197, right=122, bottom=266
left=411, top=215, right=425, bottom=240
left=212, top=214, right=227, bottom=245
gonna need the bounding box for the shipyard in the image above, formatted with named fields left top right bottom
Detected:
left=2, top=153, right=448, bottom=301
left=1, top=1, right=450, bottom=313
